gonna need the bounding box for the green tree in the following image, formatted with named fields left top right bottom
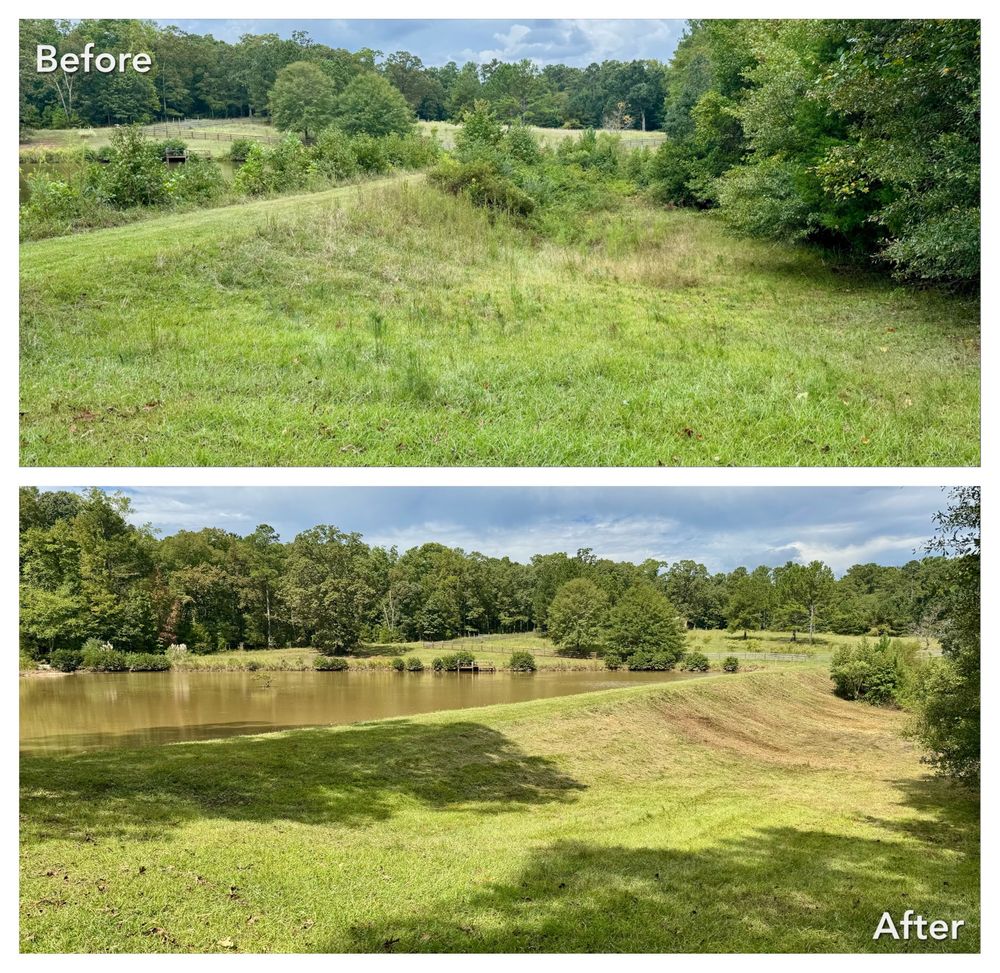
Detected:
left=606, top=583, right=685, bottom=661
left=334, top=72, right=414, bottom=137
left=547, top=578, right=607, bottom=656
left=774, top=560, right=835, bottom=642
left=280, top=526, right=372, bottom=654
left=269, top=61, right=338, bottom=140
left=726, top=565, right=774, bottom=637
left=912, top=487, right=980, bottom=784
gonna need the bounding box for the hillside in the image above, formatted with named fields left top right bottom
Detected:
left=20, top=668, right=980, bottom=952
left=20, top=177, right=979, bottom=467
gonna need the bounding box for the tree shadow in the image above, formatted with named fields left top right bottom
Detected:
left=342, top=818, right=979, bottom=953
left=20, top=720, right=584, bottom=841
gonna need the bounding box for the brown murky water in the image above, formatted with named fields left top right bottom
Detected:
left=20, top=669, right=700, bottom=754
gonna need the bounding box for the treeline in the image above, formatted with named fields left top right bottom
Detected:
left=656, top=19, right=980, bottom=284
left=19, top=19, right=667, bottom=131
left=20, top=487, right=954, bottom=660
left=829, top=487, right=979, bottom=785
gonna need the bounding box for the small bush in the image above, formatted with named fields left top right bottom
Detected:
left=391, top=656, right=405, bottom=672
left=626, top=649, right=676, bottom=671
left=350, top=134, right=390, bottom=174
left=404, top=655, right=425, bottom=672
left=431, top=656, right=446, bottom=671
left=382, top=131, right=440, bottom=170
left=166, top=156, right=226, bottom=204
left=683, top=651, right=711, bottom=672
left=429, top=159, right=535, bottom=217
left=81, top=641, right=129, bottom=672
left=503, top=124, right=541, bottom=165
left=508, top=651, right=537, bottom=672
left=50, top=648, right=82, bottom=672
left=313, top=127, right=358, bottom=179
left=165, top=643, right=189, bottom=663
left=722, top=656, right=741, bottom=673
left=603, top=649, right=624, bottom=670
left=124, top=652, right=171, bottom=672
left=314, top=655, right=349, bottom=671
left=228, top=138, right=256, bottom=163
left=830, top=635, right=919, bottom=706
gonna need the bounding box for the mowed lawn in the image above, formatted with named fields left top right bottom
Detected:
left=20, top=669, right=979, bottom=952
left=20, top=176, right=980, bottom=465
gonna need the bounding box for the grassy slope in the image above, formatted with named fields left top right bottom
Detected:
left=20, top=177, right=979, bottom=466
left=20, top=668, right=978, bottom=953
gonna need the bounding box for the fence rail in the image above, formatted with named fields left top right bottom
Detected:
left=144, top=124, right=282, bottom=145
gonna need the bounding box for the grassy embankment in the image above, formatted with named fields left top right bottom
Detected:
left=20, top=668, right=979, bottom=952
left=20, top=174, right=979, bottom=466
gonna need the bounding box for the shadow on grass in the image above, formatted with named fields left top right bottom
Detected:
left=342, top=812, right=980, bottom=953
left=20, top=720, right=584, bottom=840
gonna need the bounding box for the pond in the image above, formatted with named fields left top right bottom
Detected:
left=20, top=669, right=702, bottom=754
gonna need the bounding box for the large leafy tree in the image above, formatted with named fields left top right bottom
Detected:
left=606, top=583, right=685, bottom=660
left=547, top=578, right=608, bottom=656
left=774, top=560, right=836, bottom=643
left=333, top=72, right=414, bottom=137
left=269, top=60, right=338, bottom=140
left=280, top=526, right=374, bottom=654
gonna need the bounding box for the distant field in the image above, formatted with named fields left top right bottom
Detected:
left=20, top=668, right=980, bottom=952
left=19, top=117, right=279, bottom=153
left=417, top=119, right=665, bottom=150
left=19, top=117, right=664, bottom=155
left=19, top=176, right=980, bottom=466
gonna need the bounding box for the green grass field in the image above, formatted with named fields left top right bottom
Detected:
left=20, top=175, right=979, bottom=466
left=19, top=668, right=979, bottom=952
left=19, top=118, right=280, bottom=153
left=20, top=118, right=663, bottom=154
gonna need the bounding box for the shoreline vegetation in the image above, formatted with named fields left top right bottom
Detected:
left=19, top=667, right=980, bottom=953
left=18, top=630, right=911, bottom=677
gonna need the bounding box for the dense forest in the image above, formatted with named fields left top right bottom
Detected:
left=19, top=19, right=670, bottom=131
left=20, top=486, right=955, bottom=658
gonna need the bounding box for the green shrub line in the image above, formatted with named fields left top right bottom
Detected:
left=20, top=124, right=441, bottom=241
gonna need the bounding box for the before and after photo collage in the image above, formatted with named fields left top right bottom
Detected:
left=13, top=7, right=985, bottom=961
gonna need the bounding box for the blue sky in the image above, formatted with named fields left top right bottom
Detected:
left=161, top=20, right=688, bottom=67
left=51, top=487, right=949, bottom=575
